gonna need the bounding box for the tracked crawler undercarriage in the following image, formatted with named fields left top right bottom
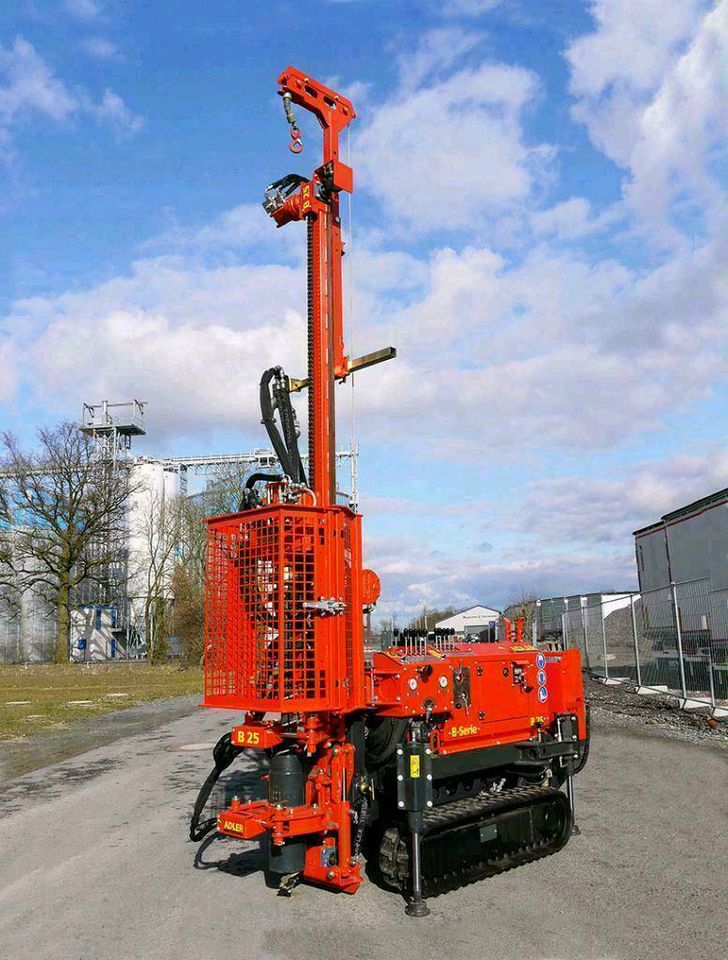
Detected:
left=378, top=786, right=573, bottom=898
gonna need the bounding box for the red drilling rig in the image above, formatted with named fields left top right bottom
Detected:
left=191, top=67, right=588, bottom=917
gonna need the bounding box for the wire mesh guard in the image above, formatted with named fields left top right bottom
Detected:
left=203, top=505, right=361, bottom=713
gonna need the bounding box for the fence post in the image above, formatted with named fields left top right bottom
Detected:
left=561, top=612, right=567, bottom=652
left=600, top=598, right=610, bottom=680
left=581, top=600, right=590, bottom=672
left=671, top=581, right=688, bottom=699
left=707, top=646, right=716, bottom=708
left=630, top=594, right=642, bottom=688
left=705, top=598, right=718, bottom=709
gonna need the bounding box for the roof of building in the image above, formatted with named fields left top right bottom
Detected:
left=537, top=591, right=637, bottom=603
left=435, top=604, right=501, bottom=627
left=633, top=487, right=728, bottom=537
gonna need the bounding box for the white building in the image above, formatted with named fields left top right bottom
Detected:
left=436, top=605, right=501, bottom=638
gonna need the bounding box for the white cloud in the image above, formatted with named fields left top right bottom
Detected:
left=3, top=256, right=306, bottom=439
left=397, top=27, right=485, bottom=87
left=2, top=209, right=724, bottom=455
left=351, top=226, right=727, bottom=454
left=86, top=88, right=143, bottom=135
left=145, top=203, right=303, bottom=261
left=566, top=0, right=726, bottom=240
left=624, top=2, right=727, bottom=232
left=368, top=534, right=637, bottom=617
left=567, top=0, right=704, bottom=106
left=0, top=5, right=722, bottom=620
left=509, top=450, right=728, bottom=548
left=80, top=37, right=121, bottom=61
left=442, top=0, right=504, bottom=16
left=531, top=196, right=624, bottom=241
left=65, top=0, right=103, bottom=20
left=0, top=37, right=77, bottom=124
left=368, top=448, right=728, bottom=616
left=356, top=61, right=545, bottom=231
left=0, top=338, right=18, bottom=405
left=0, top=36, right=142, bottom=150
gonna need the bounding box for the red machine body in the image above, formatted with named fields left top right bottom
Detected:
left=370, top=646, right=584, bottom=747
left=197, top=67, right=587, bottom=913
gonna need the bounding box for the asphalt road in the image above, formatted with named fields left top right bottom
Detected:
left=1, top=707, right=726, bottom=960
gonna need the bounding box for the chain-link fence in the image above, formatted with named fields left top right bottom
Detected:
left=562, top=578, right=728, bottom=708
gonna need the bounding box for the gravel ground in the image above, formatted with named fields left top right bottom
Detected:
left=584, top=676, right=728, bottom=748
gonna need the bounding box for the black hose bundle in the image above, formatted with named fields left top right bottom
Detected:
left=189, top=732, right=244, bottom=842
left=259, top=367, right=307, bottom=485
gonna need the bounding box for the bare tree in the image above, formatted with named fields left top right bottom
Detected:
left=204, top=461, right=261, bottom=516
left=0, top=423, right=134, bottom=663
left=167, top=464, right=260, bottom=665
left=170, top=563, right=205, bottom=666
left=157, top=461, right=271, bottom=666
left=175, top=495, right=208, bottom=589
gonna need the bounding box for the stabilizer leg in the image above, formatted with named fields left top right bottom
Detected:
left=565, top=770, right=581, bottom=836
left=405, top=813, right=430, bottom=918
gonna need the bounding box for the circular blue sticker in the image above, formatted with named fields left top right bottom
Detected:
left=536, top=653, right=546, bottom=669
left=537, top=686, right=548, bottom=703
left=537, top=669, right=547, bottom=686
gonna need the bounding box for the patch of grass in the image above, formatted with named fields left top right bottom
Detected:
left=0, top=663, right=202, bottom=740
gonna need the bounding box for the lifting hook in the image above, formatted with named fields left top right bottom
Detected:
left=282, top=91, right=303, bottom=154
left=288, top=124, right=303, bottom=154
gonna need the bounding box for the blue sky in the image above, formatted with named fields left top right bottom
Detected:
left=1, top=0, right=726, bottom=622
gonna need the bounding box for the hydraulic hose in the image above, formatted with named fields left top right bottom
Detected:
left=259, top=368, right=307, bottom=484
left=189, top=732, right=244, bottom=842
left=237, top=472, right=283, bottom=511
left=246, top=472, right=282, bottom=489
left=260, top=368, right=295, bottom=478
left=273, top=377, right=306, bottom=484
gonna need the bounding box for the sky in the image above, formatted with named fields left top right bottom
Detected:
left=0, top=0, right=726, bottom=623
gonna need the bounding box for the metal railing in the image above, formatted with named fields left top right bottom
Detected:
left=561, top=578, right=728, bottom=708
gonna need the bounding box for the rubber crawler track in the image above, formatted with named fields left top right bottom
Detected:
left=378, top=785, right=572, bottom=898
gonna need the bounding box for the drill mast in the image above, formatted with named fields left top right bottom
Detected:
left=268, top=67, right=354, bottom=505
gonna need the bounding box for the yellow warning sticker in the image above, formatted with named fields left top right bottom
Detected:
left=409, top=755, right=421, bottom=778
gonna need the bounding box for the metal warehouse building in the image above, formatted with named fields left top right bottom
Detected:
left=633, top=488, right=728, bottom=593
left=631, top=488, right=728, bottom=700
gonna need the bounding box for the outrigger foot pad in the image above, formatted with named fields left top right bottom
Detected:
left=277, top=873, right=301, bottom=897
left=405, top=899, right=430, bottom=918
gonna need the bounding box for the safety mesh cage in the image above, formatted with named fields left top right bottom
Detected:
left=203, top=506, right=328, bottom=712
